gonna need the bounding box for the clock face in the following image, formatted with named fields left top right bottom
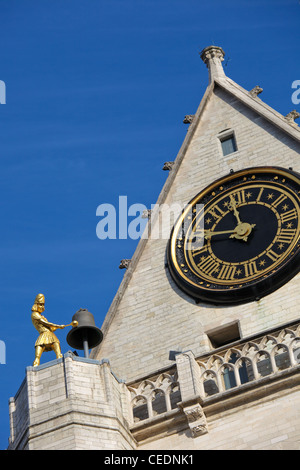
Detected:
left=167, top=167, right=300, bottom=305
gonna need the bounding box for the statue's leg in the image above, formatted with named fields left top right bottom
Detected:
left=33, top=345, right=44, bottom=366
left=52, top=342, right=63, bottom=359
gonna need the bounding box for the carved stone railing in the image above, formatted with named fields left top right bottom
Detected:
left=195, top=322, right=300, bottom=399
left=127, top=320, right=300, bottom=442
left=128, top=368, right=181, bottom=424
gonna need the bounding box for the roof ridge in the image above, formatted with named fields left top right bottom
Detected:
left=215, top=76, right=300, bottom=142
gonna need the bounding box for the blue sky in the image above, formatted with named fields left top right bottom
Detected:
left=0, top=0, right=299, bottom=449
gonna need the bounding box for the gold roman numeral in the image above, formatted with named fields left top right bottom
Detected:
left=272, top=194, right=287, bottom=208
left=217, top=264, right=237, bottom=280
left=208, top=205, right=224, bottom=222
left=266, top=249, right=281, bottom=262
left=197, top=257, right=220, bottom=276
left=243, top=260, right=258, bottom=277
left=256, top=187, right=264, bottom=203
left=280, top=208, right=297, bottom=223
left=231, top=189, right=246, bottom=205
left=191, top=246, right=207, bottom=258
left=276, top=228, right=296, bottom=244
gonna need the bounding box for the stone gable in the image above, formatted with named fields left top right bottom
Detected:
left=91, top=52, right=300, bottom=382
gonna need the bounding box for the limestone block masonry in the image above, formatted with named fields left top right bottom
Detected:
left=8, top=353, right=136, bottom=450
left=8, top=320, right=300, bottom=450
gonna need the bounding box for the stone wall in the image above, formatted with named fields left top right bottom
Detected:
left=92, top=82, right=300, bottom=383
left=9, top=320, right=300, bottom=450
left=132, top=320, right=300, bottom=450
left=8, top=353, right=136, bottom=450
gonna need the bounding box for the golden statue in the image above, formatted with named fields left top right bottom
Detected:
left=31, top=293, right=77, bottom=367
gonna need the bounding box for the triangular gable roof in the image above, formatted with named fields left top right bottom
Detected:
left=215, top=76, right=300, bottom=142
left=91, top=45, right=300, bottom=357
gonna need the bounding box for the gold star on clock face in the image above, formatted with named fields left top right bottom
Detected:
left=282, top=204, right=289, bottom=211
left=267, top=193, right=274, bottom=200
left=246, top=192, right=252, bottom=199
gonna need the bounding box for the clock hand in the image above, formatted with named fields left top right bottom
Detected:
left=204, top=222, right=256, bottom=241
left=204, top=228, right=238, bottom=239
left=228, top=195, right=242, bottom=224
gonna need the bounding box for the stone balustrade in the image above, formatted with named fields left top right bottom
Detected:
left=196, top=321, right=300, bottom=399
left=128, top=319, right=300, bottom=441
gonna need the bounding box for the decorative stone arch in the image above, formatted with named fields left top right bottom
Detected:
left=132, top=394, right=149, bottom=422
left=241, top=340, right=260, bottom=357
left=291, top=337, right=300, bottom=365
left=167, top=382, right=182, bottom=410
left=156, top=372, right=174, bottom=387
left=224, top=348, right=242, bottom=363
left=206, top=354, right=224, bottom=370
left=137, top=379, right=155, bottom=395
left=277, top=328, right=296, bottom=343
left=219, top=362, right=237, bottom=390
left=271, top=342, right=291, bottom=371
left=201, top=369, right=220, bottom=396
left=255, top=350, right=273, bottom=378
left=151, top=388, right=167, bottom=417
left=235, top=356, right=254, bottom=383
left=259, top=335, right=278, bottom=350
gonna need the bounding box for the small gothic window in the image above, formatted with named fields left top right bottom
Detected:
left=223, top=353, right=249, bottom=390
left=152, top=390, right=167, bottom=416
left=132, top=396, right=148, bottom=422
left=219, top=133, right=238, bottom=156
left=223, top=363, right=237, bottom=390
left=257, top=352, right=272, bottom=377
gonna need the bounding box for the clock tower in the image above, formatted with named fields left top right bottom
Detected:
left=9, top=46, right=300, bottom=450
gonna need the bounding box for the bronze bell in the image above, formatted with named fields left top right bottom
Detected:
left=66, top=308, right=103, bottom=357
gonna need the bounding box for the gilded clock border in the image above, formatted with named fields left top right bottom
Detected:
left=169, top=167, right=300, bottom=293
left=185, top=184, right=300, bottom=285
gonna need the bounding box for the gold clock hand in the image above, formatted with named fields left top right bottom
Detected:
left=228, top=195, right=242, bottom=224
left=204, top=222, right=256, bottom=241
left=204, top=228, right=237, bottom=239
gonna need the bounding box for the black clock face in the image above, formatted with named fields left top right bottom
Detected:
left=167, top=167, right=300, bottom=305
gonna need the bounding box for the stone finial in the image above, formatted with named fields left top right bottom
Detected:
left=285, top=110, right=300, bottom=125
left=249, top=85, right=263, bottom=97
left=162, top=161, right=174, bottom=171
left=119, top=259, right=131, bottom=269
left=200, top=45, right=225, bottom=83
left=183, top=115, right=195, bottom=124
